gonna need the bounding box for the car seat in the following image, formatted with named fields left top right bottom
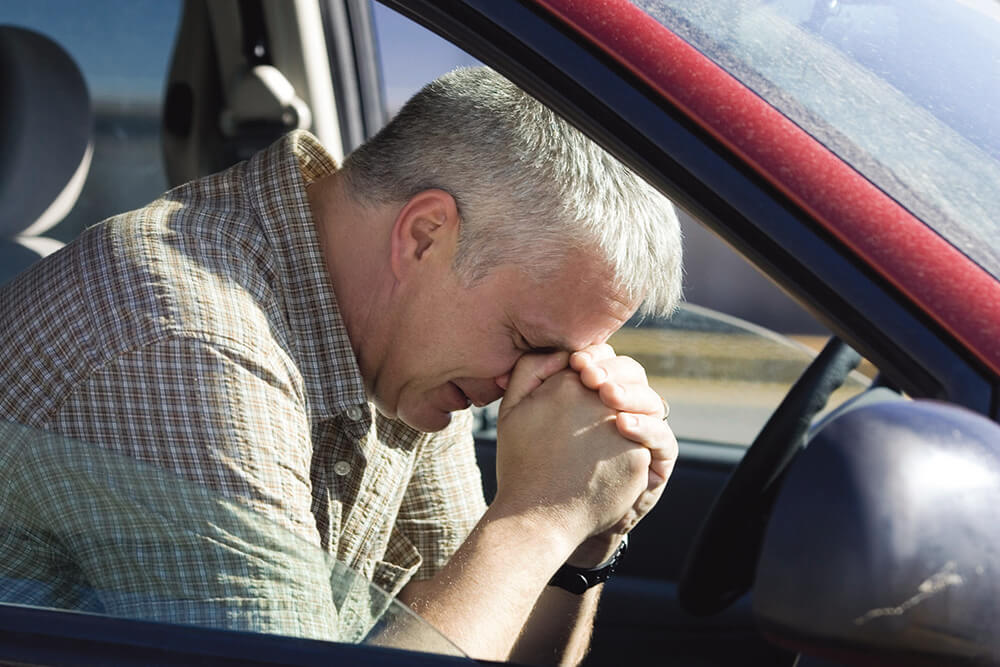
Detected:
left=0, top=25, right=93, bottom=285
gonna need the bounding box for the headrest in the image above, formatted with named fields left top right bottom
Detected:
left=0, top=25, right=93, bottom=236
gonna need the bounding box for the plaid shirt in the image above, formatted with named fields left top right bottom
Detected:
left=0, top=131, right=486, bottom=641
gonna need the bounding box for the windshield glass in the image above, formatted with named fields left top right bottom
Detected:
left=632, top=0, right=1000, bottom=281
left=0, top=420, right=466, bottom=658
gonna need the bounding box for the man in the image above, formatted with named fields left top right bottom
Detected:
left=0, top=67, right=681, bottom=664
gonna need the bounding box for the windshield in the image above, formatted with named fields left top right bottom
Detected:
left=0, top=420, right=466, bottom=658
left=632, top=0, right=1000, bottom=281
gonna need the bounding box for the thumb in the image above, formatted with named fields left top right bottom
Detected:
left=497, top=351, right=570, bottom=419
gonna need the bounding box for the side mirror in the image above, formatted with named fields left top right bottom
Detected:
left=753, top=400, right=1000, bottom=666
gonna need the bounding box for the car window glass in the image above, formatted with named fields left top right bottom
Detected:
left=0, top=420, right=466, bottom=657
left=370, top=2, right=868, bottom=448
left=0, top=0, right=182, bottom=242
left=631, top=0, right=1000, bottom=281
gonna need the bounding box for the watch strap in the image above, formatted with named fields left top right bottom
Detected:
left=548, top=535, right=628, bottom=595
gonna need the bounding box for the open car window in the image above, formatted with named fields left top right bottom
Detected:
left=1, top=1, right=996, bottom=666
left=369, top=5, right=873, bottom=449
left=0, top=419, right=466, bottom=659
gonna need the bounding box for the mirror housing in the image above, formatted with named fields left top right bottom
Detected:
left=753, top=400, right=1000, bottom=665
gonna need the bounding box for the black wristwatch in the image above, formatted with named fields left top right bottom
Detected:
left=548, top=535, right=628, bottom=595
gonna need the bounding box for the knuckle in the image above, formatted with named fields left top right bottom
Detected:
left=594, top=342, right=615, bottom=355
left=555, top=368, right=584, bottom=390
left=627, top=445, right=652, bottom=476
left=612, top=355, right=647, bottom=380
left=598, top=382, right=623, bottom=406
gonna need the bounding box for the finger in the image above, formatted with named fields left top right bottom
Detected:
left=616, top=413, right=678, bottom=483
left=577, top=355, right=647, bottom=392
left=598, top=382, right=665, bottom=416
left=649, top=457, right=675, bottom=486
left=497, top=351, right=570, bottom=418
left=569, top=343, right=616, bottom=373
left=633, top=483, right=665, bottom=517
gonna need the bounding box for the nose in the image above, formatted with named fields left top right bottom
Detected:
left=459, top=377, right=507, bottom=407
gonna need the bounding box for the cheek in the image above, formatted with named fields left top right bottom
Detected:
left=455, top=330, right=520, bottom=377
left=442, top=319, right=523, bottom=380
left=480, top=345, right=524, bottom=379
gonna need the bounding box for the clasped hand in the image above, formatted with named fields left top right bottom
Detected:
left=494, top=344, right=677, bottom=567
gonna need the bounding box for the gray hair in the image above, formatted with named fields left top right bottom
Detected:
left=341, top=67, right=682, bottom=318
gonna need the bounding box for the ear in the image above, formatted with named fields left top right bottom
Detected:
left=389, top=189, right=461, bottom=281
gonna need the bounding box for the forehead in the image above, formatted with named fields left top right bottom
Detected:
left=510, top=268, right=637, bottom=351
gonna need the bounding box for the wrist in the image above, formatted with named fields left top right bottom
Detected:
left=480, top=501, right=579, bottom=565
left=549, top=535, right=629, bottom=594
left=566, top=532, right=627, bottom=568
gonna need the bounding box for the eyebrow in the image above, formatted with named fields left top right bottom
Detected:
left=521, top=326, right=574, bottom=353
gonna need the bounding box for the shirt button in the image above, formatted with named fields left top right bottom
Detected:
left=334, top=460, right=351, bottom=476
left=345, top=405, right=364, bottom=421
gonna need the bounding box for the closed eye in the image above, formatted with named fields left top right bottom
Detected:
left=511, top=322, right=562, bottom=355
left=513, top=331, right=531, bottom=352
left=517, top=332, right=558, bottom=355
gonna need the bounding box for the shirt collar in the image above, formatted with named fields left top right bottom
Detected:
left=242, top=130, right=369, bottom=426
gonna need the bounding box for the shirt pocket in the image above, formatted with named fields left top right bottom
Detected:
left=371, top=528, right=421, bottom=599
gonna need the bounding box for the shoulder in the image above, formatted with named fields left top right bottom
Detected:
left=86, top=185, right=285, bottom=356
left=0, top=183, right=295, bottom=428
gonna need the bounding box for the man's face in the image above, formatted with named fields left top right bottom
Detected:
left=372, top=257, right=636, bottom=432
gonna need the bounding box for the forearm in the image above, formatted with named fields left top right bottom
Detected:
left=398, top=504, right=576, bottom=662
left=510, top=584, right=601, bottom=666
left=510, top=533, right=622, bottom=665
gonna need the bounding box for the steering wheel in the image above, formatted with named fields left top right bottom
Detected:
left=677, top=336, right=861, bottom=616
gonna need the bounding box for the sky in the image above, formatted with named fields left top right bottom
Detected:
left=370, top=2, right=481, bottom=115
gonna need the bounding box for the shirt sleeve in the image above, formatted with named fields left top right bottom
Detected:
left=44, top=335, right=344, bottom=640
left=391, top=409, right=488, bottom=581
